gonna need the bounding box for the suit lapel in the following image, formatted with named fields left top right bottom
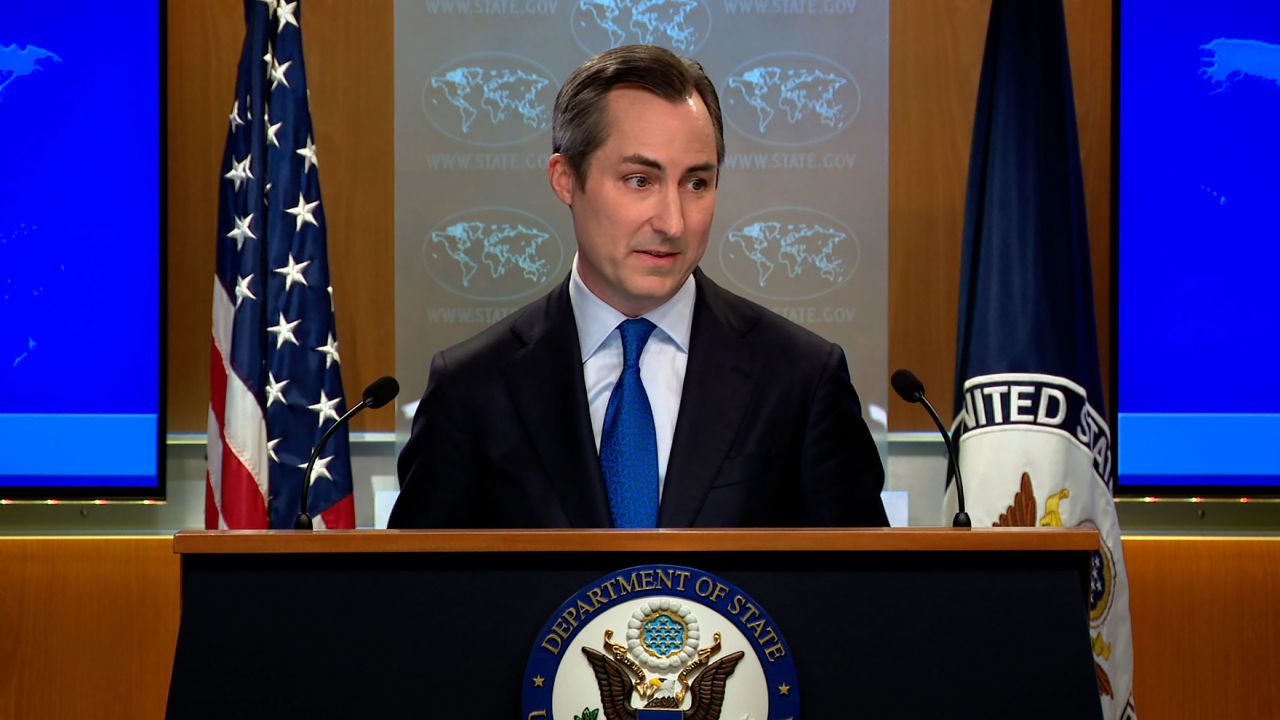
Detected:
left=504, top=279, right=612, bottom=527
left=658, top=273, right=757, bottom=527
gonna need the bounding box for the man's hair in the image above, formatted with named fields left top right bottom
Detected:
left=552, top=44, right=725, bottom=187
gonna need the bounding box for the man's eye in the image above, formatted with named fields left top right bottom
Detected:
left=689, top=178, right=708, bottom=191
left=626, top=176, right=649, bottom=188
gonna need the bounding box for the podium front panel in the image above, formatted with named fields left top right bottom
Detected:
left=167, top=532, right=1101, bottom=719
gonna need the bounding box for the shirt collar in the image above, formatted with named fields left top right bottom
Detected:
left=569, top=253, right=696, bottom=363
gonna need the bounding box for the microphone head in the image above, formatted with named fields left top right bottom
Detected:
left=362, top=376, right=400, bottom=409
left=891, top=368, right=926, bottom=404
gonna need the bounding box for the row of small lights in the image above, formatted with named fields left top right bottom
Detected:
left=1139, top=496, right=1254, bottom=503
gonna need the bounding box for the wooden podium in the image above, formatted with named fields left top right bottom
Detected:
left=167, top=528, right=1102, bottom=719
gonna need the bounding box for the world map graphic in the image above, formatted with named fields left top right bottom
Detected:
left=431, top=221, right=553, bottom=290
left=0, top=43, right=60, bottom=99
left=2, top=44, right=61, bottom=371
left=576, top=0, right=705, bottom=52
left=431, top=66, right=551, bottom=134
left=727, top=221, right=851, bottom=289
left=726, top=65, right=848, bottom=134
left=1196, top=36, right=1280, bottom=212
left=1199, top=37, right=1280, bottom=91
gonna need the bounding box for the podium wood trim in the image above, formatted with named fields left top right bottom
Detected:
left=173, top=527, right=1098, bottom=554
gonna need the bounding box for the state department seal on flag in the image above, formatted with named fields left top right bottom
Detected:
left=522, top=565, right=800, bottom=720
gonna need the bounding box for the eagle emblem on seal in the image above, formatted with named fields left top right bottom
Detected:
left=521, top=568, right=801, bottom=720
left=581, top=599, right=744, bottom=720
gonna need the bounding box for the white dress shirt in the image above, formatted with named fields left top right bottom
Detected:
left=568, top=255, right=695, bottom=501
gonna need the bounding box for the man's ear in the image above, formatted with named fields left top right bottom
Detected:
left=547, top=153, right=575, bottom=206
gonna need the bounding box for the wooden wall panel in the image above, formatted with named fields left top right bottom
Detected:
left=888, top=0, right=991, bottom=429
left=165, top=0, right=1112, bottom=433
left=0, top=537, right=180, bottom=720
left=166, top=1, right=243, bottom=433
left=1124, top=536, right=1280, bottom=719
left=888, top=0, right=1113, bottom=430
left=1065, top=0, right=1113, bottom=426
left=166, top=0, right=394, bottom=433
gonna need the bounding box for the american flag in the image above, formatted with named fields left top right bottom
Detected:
left=207, top=0, right=354, bottom=529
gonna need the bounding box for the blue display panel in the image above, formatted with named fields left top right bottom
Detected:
left=1118, top=0, right=1280, bottom=494
left=0, top=2, right=163, bottom=498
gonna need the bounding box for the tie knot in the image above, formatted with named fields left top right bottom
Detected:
left=618, top=318, right=657, bottom=369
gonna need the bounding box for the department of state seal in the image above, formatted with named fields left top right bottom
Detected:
left=522, top=565, right=799, bottom=720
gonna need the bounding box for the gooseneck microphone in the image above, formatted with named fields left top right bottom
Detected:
left=891, top=369, right=971, bottom=528
left=295, top=376, right=400, bottom=530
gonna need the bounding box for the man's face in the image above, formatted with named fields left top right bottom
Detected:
left=548, top=86, right=719, bottom=317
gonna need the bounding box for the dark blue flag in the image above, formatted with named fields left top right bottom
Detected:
left=951, top=2, right=1135, bottom=717
left=208, top=0, right=355, bottom=529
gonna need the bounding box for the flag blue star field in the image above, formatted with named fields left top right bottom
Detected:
left=208, top=0, right=354, bottom=529
left=950, top=1, right=1135, bottom=717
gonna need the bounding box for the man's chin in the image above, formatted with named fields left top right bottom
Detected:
left=613, top=282, right=683, bottom=316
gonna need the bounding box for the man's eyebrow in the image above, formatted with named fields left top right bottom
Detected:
left=620, top=154, right=718, bottom=175
left=621, top=154, right=663, bottom=171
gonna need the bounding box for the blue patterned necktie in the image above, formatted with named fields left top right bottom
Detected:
left=599, top=318, right=660, bottom=528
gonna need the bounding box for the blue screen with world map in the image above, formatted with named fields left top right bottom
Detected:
left=1119, top=0, right=1280, bottom=494
left=0, top=2, right=162, bottom=498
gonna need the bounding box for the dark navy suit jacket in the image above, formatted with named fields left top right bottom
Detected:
left=389, top=269, right=888, bottom=528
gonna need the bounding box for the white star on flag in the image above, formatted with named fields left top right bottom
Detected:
left=266, top=437, right=281, bottom=463
left=264, top=105, right=283, bottom=148
left=286, top=192, right=320, bottom=231
left=300, top=454, right=334, bottom=484
left=226, top=213, right=256, bottom=250
left=262, top=40, right=274, bottom=68
left=307, top=390, right=342, bottom=427
left=277, top=1, right=299, bottom=32
left=265, top=371, right=289, bottom=407
left=270, top=57, right=292, bottom=91
left=229, top=99, right=245, bottom=130
left=224, top=155, right=253, bottom=192
left=234, top=274, right=256, bottom=308
left=273, top=252, right=311, bottom=291
left=296, top=134, right=318, bottom=173
left=315, top=332, right=340, bottom=369
left=267, top=312, right=302, bottom=349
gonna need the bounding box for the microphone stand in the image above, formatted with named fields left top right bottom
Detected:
left=295, top=400, right=369, bottom=530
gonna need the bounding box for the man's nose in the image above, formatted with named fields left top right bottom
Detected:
left=649, top=186, right=684, bottom=238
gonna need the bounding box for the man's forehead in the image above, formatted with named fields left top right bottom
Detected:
left=603, top=84, right=705, bottom=117
left=598, top=87, right=717, bottom=160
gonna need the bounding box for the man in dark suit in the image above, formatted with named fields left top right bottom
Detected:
left=390, top=45, right=887, bottom=529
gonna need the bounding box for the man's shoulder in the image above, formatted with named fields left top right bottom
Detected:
left=431, top=279, right=569, bottom=375
left=696, top=271, right=838, bottom=360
